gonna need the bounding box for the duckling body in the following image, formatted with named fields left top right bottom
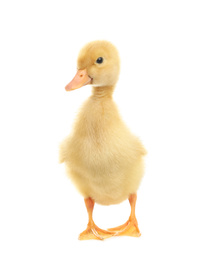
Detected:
left=60, top=86, right=146, bottom=205
left=60, top=41, right=146, bottom=240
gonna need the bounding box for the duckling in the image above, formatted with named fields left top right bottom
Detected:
left=59, top=40, right=147, bottom=240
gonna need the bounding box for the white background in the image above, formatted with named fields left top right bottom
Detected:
left=0, top=0, right=206, bottom=259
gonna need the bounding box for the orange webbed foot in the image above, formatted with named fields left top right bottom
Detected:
left=108, top=217, right=141, bottom=237
left=108, top=194, right=141, bottom=238
left=79, top=222, right=115, bottom=240
left=79, top=197, right=116, bottom=240
left=108, top=218, right=141, bottom=237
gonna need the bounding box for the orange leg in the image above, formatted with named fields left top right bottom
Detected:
left=79, top=197, right=115, bottom=240
left=108, top=193, right=141, bottom=237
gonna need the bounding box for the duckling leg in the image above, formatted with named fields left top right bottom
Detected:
left=78, top=197, right=115, bottom=240
left=108, top=193, right=141, bottom=237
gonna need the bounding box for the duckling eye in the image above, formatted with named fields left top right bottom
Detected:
left=96, top=57, right=104, bottom=64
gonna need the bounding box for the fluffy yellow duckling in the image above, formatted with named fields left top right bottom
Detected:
left=60, top=40, right=146, bottom=240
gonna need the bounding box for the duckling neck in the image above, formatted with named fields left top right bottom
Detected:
left=92, top=86, right=115, bottom=99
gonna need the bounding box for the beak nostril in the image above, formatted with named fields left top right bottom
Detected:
left=80, top=74, right=83, bottom=77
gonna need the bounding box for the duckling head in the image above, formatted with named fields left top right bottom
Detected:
left=65, top=40, right=120, bottom=91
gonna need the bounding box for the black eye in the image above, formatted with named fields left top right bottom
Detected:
left=96, top=57, right=104, bottom=64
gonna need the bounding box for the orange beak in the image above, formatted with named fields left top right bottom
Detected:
left=65, top=69, right=92, bottom=91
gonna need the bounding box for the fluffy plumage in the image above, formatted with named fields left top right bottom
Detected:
left=59, top=40, right=146, bottom=206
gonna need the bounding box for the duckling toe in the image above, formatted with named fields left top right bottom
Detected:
left=108, top=218, right=141, bottom=237
left=79, top=223, right=115, bottom=240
